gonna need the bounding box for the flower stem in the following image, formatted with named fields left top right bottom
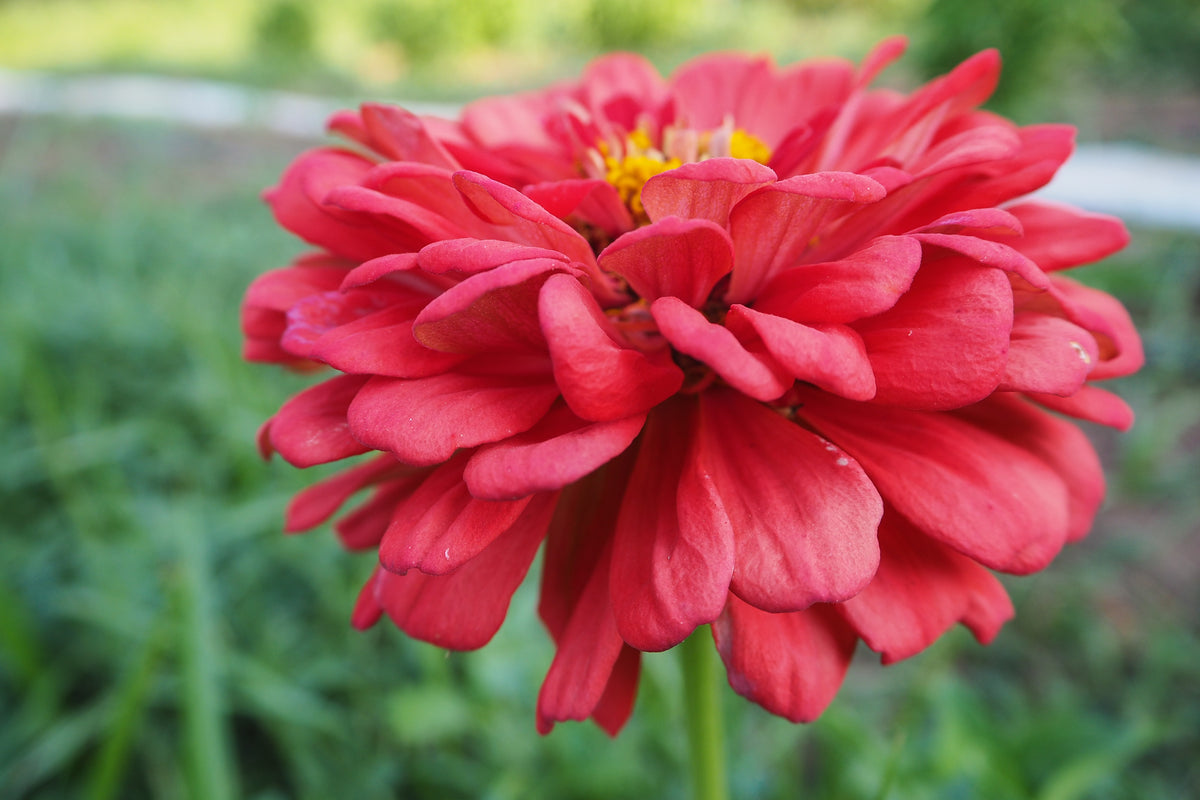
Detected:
left=680, top=626, right=728, bottom=800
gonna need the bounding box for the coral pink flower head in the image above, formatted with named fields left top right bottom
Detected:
left=243, top=37, right=1143, bottom=734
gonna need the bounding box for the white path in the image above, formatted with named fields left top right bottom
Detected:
left=3, top=68, right=1198, bottom=232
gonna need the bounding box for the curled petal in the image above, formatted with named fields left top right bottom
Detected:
left=599, top=216, right=734, bottom=308
left=752, top=235, right=923, bottom=324
left=414, top=257, right=574, bottom=353
left=727, top=171, right=886, bottom=303
left=725, top=307, right=876, bottom=401
left=366, top=491, right=555, bottom=650
left=465, top=403, right=645, bottom=501
left=379, top=454, right=540, bottom=574
left=650, top=297, right=790, bottom=401
left=541, top=274, right=683, bottom=421
left=347, top=373, right=560, bottom=466
left=641, top=157, right=777, bottom=228
left=265, top=148, right=409, bottom=260
left=313, top=310, right=467, bottom=378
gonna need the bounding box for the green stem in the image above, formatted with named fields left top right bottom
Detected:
left=680, top=626, right=728, bottom=800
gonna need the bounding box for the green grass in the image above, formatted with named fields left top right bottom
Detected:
left=0, top=113, right=1197, bottom=799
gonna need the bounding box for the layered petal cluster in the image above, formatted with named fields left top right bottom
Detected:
left=243, top=38, right=1142, bottom=733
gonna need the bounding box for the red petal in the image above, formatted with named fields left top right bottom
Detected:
left=414, top=257, right=572, bottom=354
left=265, top=375, right=370, bottom=467
left=285, top=453, right=411, bottom=532
left=725, top=307, right=876, bottom=401
left=347, top=373, right=560, bottom=466
left=641, top=158, right=776, bottom=229
left=999, top=313, right=1099, bottom=396
left=697, top=389, right=882, bottom=612
left=371, top=491, right=555, bottom=650
left=713, top=598, right=857, bottom=723
left=837, top=510, right=1013, bottom=664
left=1028, top=385, right=1135, bottom=431
left=589, top=645, right=641, bottom=737
left=265, top=148, right=409, bottom=260
left=752, top=235, right=923, bottom=324
left=798, top=390, right=1071, bottom=574
left=335, top=477, right=425, bottom=551
left=523, top=178, right=633, bottom=236
left=609, top=401, right=735, bottom=651
left=415, top=237, right=570, bottom=277
left=1048, top=276, right=1144, bottom=381
left=651, top=297, right=791, bottom=401
left=464, top=403, right=645, bottom=501
left=536, top=539, right=628, bottom=734
left=853, top=258, right=1012, bottom=410
left=727, top=171, right=886, bottom=303
left=451, top=172, right=601, bottom=278
left=910, top=232, right=1048, bottom=290
left=955, top=394, right=1106, bottom=542
left=379, top=454, right=538, bottom=574
left=598, top=216, right=734, bottom=308
left=541, top=274, right=682, bottom=421
left=312, top=310, right=467, bottom=378
left=1007, top=201, right=1130, bottom=272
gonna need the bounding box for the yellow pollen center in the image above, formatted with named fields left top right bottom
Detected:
left=598, top=125, right=772, bottom=225
left=729, top=129, right=772, bottom=163
left=604, top=152, right=682, bottom=220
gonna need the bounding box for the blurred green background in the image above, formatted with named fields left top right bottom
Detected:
left=1, top=0, right=1197, bottom=798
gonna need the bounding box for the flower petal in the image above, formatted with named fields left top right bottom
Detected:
left=464, top=403, right=646, bottom=501
left=725, top=307, right=876, bottom=401
left=852, top=258, right=1012, bottom=410
left=650, top=296, right=790, bottom=401
left=609, top=401, right=735, bottom=651
left=379, top=454, right=538, bottom=574
left=414, top=257, right=573, bottom=353
left=368, top=491, right=555, bottom=650
left=837, top=510, right=1013, bottom=664
left=541, top=274, right=683, bottom=422
left=1007, top=201, right=1130, bottom=272
left=713, top=599, right=857, bottom=723
left=954, top=394, right=1106, bottom=542
left=727, top=171, right=886, bottom=303
left=641, top=157, right=777, bottom=229
left=537, top=539, right=628, bottom=734
left=752, top=234, right=922, bottom=324
left=284, top=453, right=411, bottom=532
left=264, top=375, right=371, bottom=467
left=599, top=216, right=733, bottom=308
left=696, top=389, right=882, bottom=612
left=998, top=313, right=1099, bottom=396
left=347, top=373, right=560, bottom=466
left=1027, top=385, right=1135, bottom=431
left=798, top=390, right=1071, bottom=574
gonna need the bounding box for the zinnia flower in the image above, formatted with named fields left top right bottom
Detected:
left=242, top=37, right=1143, bottom=734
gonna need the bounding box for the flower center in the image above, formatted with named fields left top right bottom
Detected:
left=589, top=121, right=771, bottom=226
